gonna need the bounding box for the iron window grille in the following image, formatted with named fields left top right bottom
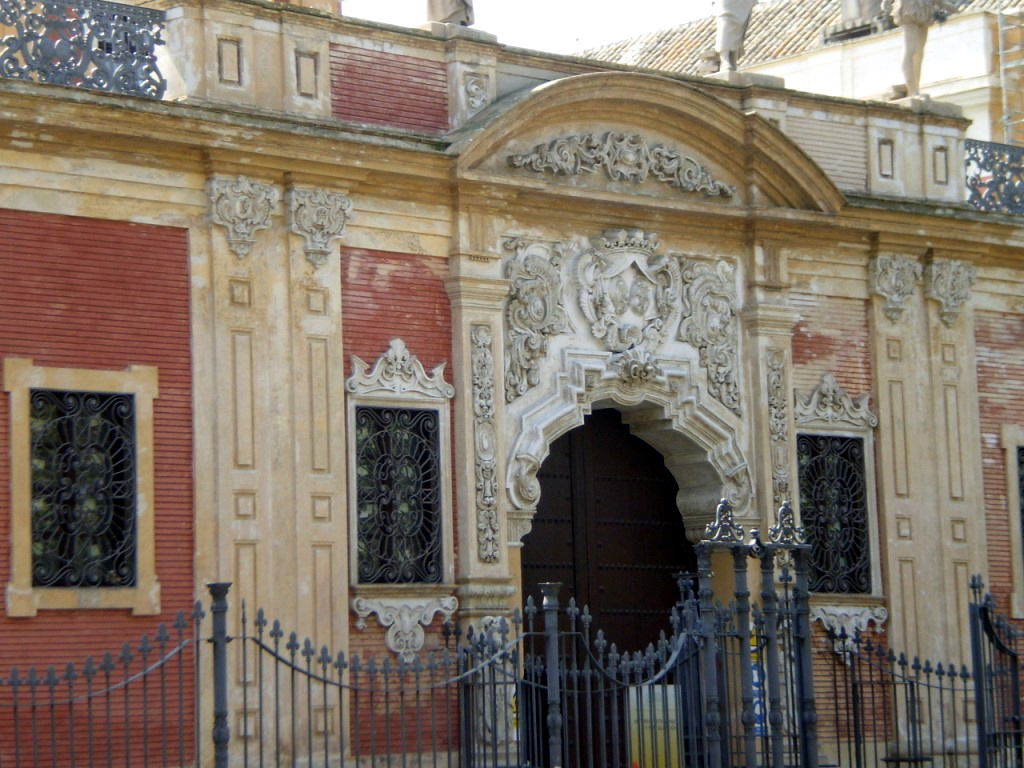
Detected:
left=29, top=388, right=137, bottom=588
left=354, top=405, right=443, bottom=585
left=797, top=433, right=871, bottom=594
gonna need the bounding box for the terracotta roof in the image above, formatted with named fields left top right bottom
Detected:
left=581, top=0, right=1023, bottom=75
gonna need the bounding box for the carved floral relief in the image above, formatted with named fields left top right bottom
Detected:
left=679, top=258, right=741, bottom=415
left=503, top=238, right=569, bottom=402
left=795, top=372, right=878, bottom=429
left=507, top=132, right=735, bottom=198
left=471, top=324, right=500, bottom=563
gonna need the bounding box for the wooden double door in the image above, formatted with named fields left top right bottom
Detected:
left=521, top=409, right=696, bottom=653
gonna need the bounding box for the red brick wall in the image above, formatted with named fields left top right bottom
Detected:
left=341, top=248, right=452, bottom=375
left=790, top=293, right=873, bottom=397
left=0, top=209, right=194, bottom=763
left=330, top=45, right=448, bottom=133
left=975, top=311, right=1024, bottom=604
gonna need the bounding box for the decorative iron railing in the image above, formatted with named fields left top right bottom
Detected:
left=0, top=0, right=166, bottom=98
left=965, top=138, right=1024, bottom=215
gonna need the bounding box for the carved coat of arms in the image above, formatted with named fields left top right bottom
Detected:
left=576, top=230, right=682, bottom=381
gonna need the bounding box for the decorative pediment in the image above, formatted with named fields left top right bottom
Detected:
left=508, top=132, right=735, bottom=199
left=452, top=73, right=846, bottom=214
left=795, top=373, right=878, bottom=429
left=346, top=339, right=454, bottom=400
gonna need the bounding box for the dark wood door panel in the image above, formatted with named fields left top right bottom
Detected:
left=522, top=408, right=696, bottom=652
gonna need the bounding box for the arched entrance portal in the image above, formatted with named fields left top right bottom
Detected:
left=521, top=408, right=696, bottom=652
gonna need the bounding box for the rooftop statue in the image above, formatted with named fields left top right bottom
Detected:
left=882, top=0, right=959, bottom=96
left=841, top=0, right=883, bottom=22
left=713, top=0, right=757, bottom=72
left=427, top=0, right=474, bottom=25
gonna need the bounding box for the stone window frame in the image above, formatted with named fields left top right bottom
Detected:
left=1003, top=424, right=1024, bottom=617
left=794, top=373, right=883, bottom=600
left=3, top=357, right=160, bottom=617
left=344, top=339, right=456, bottom=598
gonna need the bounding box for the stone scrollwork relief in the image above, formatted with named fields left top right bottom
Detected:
left=463, top=72, right=490, bottom=115
left=346, top=338, right=455, bottom=400
left=507, top=132, right=735, bottom=198
left=869, top=254, right=922, bottom=322
left=208, top=175, right=279, bottom=259
left=352, top=596, right=458, bottom=663
left=576, top=229, right=681, bottom=383
left=503, top=238, right=569, bottom=402
left=471, top=325, right=500, bottom=563
left=811, top=604, right=888, bottom=645
left=795, top=373, right=878, bottom=429
left=925, top=259, right=977, bottom=326
left=287, top=186, right=353, bottom=269
left=766, top=348, right=790, bottom=508
left=679, top=258, right=741, bottom=415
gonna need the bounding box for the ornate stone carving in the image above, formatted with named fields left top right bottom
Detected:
left=795, top=373, right=878, bottom=429
left=346, top=338, right=454, bottom=400
left=208, top=175, right=279, bottom=259
left=287, top=186, right=353, bottom=268
left=352, top=595, right=458, bottom=662
left=679, top=258, right=741, bottom=415
left=811, top=603, right=888, bottom=639
left=576, top=229, right=681, bottom=381
left=463, top=72, right=490, bottom=115
left=869, top=254, right=922, bottom=321
left=766, top=348, right=790, bottom=507
left=471, top=325, right=500, bottom=563
left=925, top=259, right=976, bottom=326
left=508, top=132, right=735, bottom=198
left=504, top=351, right=754, bottom=541
left=503, top=238, right=569, bottom=402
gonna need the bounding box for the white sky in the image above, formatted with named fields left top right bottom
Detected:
left=340, top=1, right=716, bottom=55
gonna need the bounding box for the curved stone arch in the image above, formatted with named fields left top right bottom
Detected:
left=506, top=349, right=753, bottom=545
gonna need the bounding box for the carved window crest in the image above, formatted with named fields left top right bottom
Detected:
left=503, top=238, right=569, bottom=402
left=507, top=132, right=735, bottom=198
left=346, top=339, right=455, bottom=400
left=795, top=373, right=878, bottom=429
left=679, top=258, right=741, bottom=415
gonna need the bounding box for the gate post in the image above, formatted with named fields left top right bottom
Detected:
left=732, top=540, right=757, bottom=768
left=756, top=541, right=785, bottom=768
left=791, top=548, right=819, bottom=768
left=539, top=582, right=563, bottom=768
left=696, top=541, right=724, bottom=768
left=208, top=582, right=232, bottom=768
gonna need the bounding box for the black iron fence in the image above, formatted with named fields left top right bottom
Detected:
left=2, top=504, right=1023, bottom=768
left=966, top=138, right=1024, bottom=215
left=0, top=605, right=201, bottom=767
left=0, top=0, right=166, bottom=98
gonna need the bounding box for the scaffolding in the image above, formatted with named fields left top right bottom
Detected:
left=998, top=0, right=1024, bottom=144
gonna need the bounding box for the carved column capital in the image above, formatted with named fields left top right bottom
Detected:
left=869, top=254, right=922, bottom=321
left=287, top=186, right=353, bottom=268
left=208, top=175, right=279, bottom=259
left=925, top=258, right=976, bottom=326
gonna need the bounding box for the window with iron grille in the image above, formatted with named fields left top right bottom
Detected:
left=355, top=405, right=443, bottom=584
left=797, top=433, right=871, bottom=594
left=30, top=389, right=137, bottom=588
